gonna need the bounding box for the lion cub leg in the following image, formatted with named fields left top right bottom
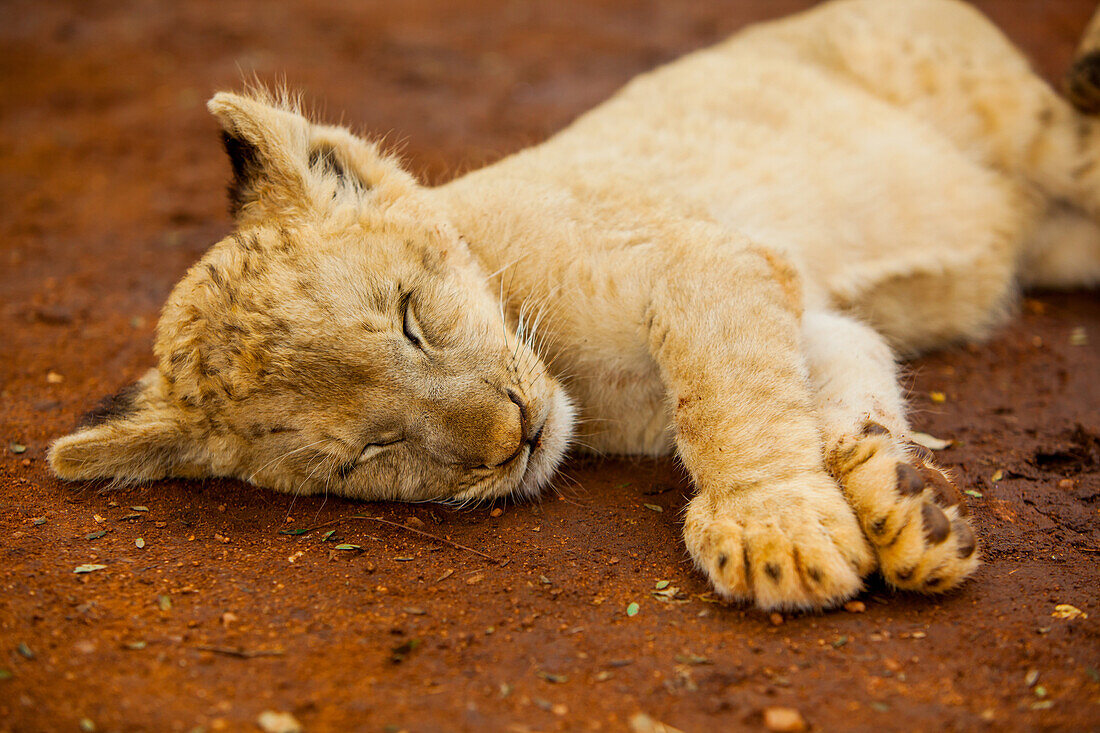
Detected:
left=802, top=311, right=980, bottom=593
left=650, top=245, right=874, bottom=611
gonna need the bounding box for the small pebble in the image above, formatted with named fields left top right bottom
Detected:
left=256, top=710, right=302, bottom=733
left=404, top=516, right=425, bottom=528
left=46, top=371, right=64, bottom=384
left=769, top=612, right=784, bottom=626
left=763, top=706, right=807, bottom=732
left=135, top=538, right=145, bottom=549
left=844, top=600, right=866, bottom=613
left=628, top=713, right=684, bottom=733
left=490, top=507, right=504, bottom=518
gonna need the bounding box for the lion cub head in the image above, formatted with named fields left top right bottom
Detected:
left=49, top=91, right=573, bottom=503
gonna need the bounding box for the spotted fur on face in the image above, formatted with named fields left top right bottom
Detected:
left=49, top=91, right=574, bottom=503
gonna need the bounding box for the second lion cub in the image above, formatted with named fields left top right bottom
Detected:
left=50, top=0, right=1100, bottom=610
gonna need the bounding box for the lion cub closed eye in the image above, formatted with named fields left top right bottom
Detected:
left=51, top=0, right=1100, bottom=611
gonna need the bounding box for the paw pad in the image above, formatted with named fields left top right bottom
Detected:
left=918, top=465, right=967, bottom=514
left=921, top=503, right=950, bottom=544
left=953, top=520, right=977, bottom=558
left=895, top=463, right=924, bottom=496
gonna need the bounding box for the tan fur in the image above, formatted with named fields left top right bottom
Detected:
left=50, top=0, right=1099, bottom=610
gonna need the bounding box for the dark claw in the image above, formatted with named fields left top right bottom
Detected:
left=717, top=553, right=728, bottom=570
left=954, top=521, right=977, bottom=558
left=807, top=567, right=823, bottom=583
left=925, top=576, right=943, bottom=588
left=870, top=517, right=888, bottom=536
left=894, top=566, right=915, bottom=582
left=764, top=563, right=782, bottom=581
left=896, top=463, right=925, bottom=496
left=921, top=503, right=950, bottom=545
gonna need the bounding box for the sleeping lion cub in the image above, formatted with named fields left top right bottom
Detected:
left=50, top=0, right=1100, bottom=611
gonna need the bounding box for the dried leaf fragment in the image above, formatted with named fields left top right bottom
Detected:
left=910, top=432, right=953, bottom=451
left=1052, top=603, right=1088, bottom=620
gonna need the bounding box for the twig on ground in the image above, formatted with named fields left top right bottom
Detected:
left=351, top=515, right=502, bottom=564
left=195, top=645, right=285, bottom=659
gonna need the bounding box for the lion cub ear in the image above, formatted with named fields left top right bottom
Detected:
left=48, top=369, right=209, bottom=484
left=208, top=90, right=420, bottom=223
left=207, top=91, right=315, bottom=222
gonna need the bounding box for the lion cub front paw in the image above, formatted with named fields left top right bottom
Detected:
left=684, top=475, right=875, bottom=611
left=828, top=423, right=979, bottom=593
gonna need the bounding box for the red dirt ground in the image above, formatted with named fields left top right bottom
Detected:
left=1, top=1, right=1098, bottom=731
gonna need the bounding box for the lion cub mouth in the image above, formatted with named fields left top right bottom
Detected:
left=513, top=387, right=575, bottom=499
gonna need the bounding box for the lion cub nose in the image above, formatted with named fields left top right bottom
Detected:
left=482, top=390, right=530, bottom=468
